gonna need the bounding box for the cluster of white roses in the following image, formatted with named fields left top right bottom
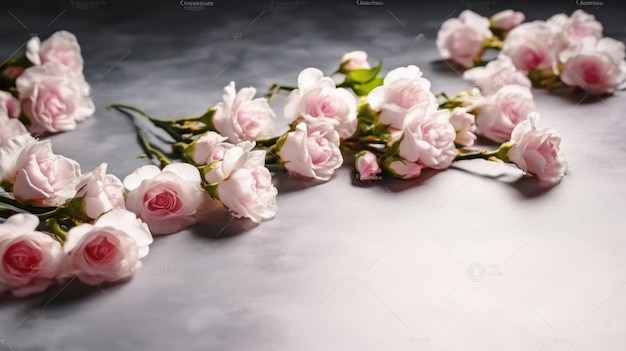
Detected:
left=112, top=49, right=567, bottom=188
left=0, top=135, right=152, bottom=297
left=437, top=9, right=626, bottom=95
left=0, top=31, right=95, bottom=141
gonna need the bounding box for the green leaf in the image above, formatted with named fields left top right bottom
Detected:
left=351, top=77, right=384, bottom=97
left=345, top=61, right=382, bottom=84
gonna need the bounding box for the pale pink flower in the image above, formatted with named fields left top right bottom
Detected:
left=508, top=113, right=567, bottom=184
left=63, top=209, right=153, bottom=285
left=436, top=10, right=493, bottom=68
left=284, top=67, right=357, bottom=138
left=213, top=82, right=276, bottom=143
left=0, top=214, right=63, bottom=297
left=277, top=120, right=343, bottom=181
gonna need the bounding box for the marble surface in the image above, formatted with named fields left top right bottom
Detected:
left=1, top=1, right=626, bottom=350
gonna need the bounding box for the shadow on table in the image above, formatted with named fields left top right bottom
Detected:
left=351, top=167, right=442, bottom=192
left=430, top=59, right=465, bottom=76
left=190, top=206, right=259, bottom=240
left=548, top=88, right=611, bottom=105
left=0, top=278, right=129, bottom=309
left=449, top=164, right=560, bottom=198
left=271, top=172, right=327, bottom=194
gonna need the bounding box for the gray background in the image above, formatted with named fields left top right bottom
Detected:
left=1, top=0, right=626, bottom=350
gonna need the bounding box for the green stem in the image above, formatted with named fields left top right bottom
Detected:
left=454, top=149, right=499, bottom=161
left=137, top=131, right=172, bottom=168
left=0, top=206, right=20, bottom=218
left=0, top=195, right=55, bottom=214
left=107, top=104, right=184, bottom=142
left=455, top=141, right=514, bottom=162
left=266, top=84, right=297, bottom=102
left=44, top=218, right=67, bottom=243
left=255, top=136, right=280, bottom=148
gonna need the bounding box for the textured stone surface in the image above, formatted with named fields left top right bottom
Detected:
left=1, top=1, right=626, bottom=350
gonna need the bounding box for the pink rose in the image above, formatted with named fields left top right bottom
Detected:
left=463, top=56, right=532, bottom=95
left=16, top=62, right=95, bottom=135
left=0, top=91, right=20, bottom=118
left=398, top=107, right=457, bottom=170
left=216, top=152, right=278, bottom=223
left=491, top=10, right=525, bottom=31
left=26, top=30, right=84, bottom=75
left=559, top=37, right=626, bottom=95
left=339, top=50, right=371, bottom=72
left=436, top=10, right=493, bottom=68
left=368, top=65, right=438, bottom=129
left=284, top=68, right=357, bottom=138
left=0, top=214, right=63, bottom=297
left=548, top=10, right=602, bottom=48
left=203, top=141, right=260, bottom=184
left=213, top=82, right=276, bottom=143
left=502, top=21, right=557, bottom=73
left=76, top=163, right=126, bottom=220
left=63, top=209, right=153, bottom=285
left=124, top=163, right=208, bottom=235
left=449, top=107, right=477, bottom=147
left=0, top=134, right=36, bottom=183
left=382, top=158, right=423, bottom=180
left=472, top=85, right=536, bottom=143
left=11, top=138, right=81, bottom=207
left=187, top=131, right=230, bottom=165
left=277, top=120, right=343, bottom=181
left=355, top=151, right=381, bottom=182
left=508, top=113, right=567, bottom=184
left=0, top=108, right=28, bottom=146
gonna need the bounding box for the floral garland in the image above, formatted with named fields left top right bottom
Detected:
left=0, top=9, right=583, bottom=297
left=0, top=31, right=95, bottom=140
left=436, top=9, right=626, bottom=95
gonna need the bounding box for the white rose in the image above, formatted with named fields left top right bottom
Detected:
left=277, top=120, right=343, bottom=181
left=12, top=138, right=81, bottom=207
left=399, top=107, right=457, bottom=170
left=63, top=209, right=153, bottom=285
left=508, top=113, right=567, bottom=184
left=124, top=163, right=208, bottom=235
left=76, top=163, right=126, bottom=220
left=0, top=107, right=28, bottom=146
left=559, top=37, right=626, bottom=95
left=473, top=85, right=536, bottom=143
left=501, top=21, right=558, bottom=73
left=213, top=81, right=276, bottom=143
left=463, top=56, right=532, bottom=95
left=368, top=65, right=437, bottom=130
left=436, top=10, right=493, bottom=68
left=26, top=30, right=84, bottom=75
left=16, top=62, right=95, bottom=135
left=284, top=67, right=357, bottom=138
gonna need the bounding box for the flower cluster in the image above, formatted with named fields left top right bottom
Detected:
left=110, top=50, right=567, bottom=192
left=438, top=9, right=626, bottom=95
left=0, top=135, right=153, bottom=297
left=0, top=31, right=94, bottom=139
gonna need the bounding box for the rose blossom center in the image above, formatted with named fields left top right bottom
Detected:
left=144, top=187, right=183, bottom=214
left=236, top=107, right=262, bottom=137
left=580, top=59, right=603, bottom=85
left=84, top=234, right=118, bottom=265
left=37, top=88, right=68, bottom=119
left=390, top=80, right=427, bottom=109
left=307, top=93, right=339, bottom=118
left=306, top=133, right=332, bottom=165
left=3, top=241, right=41, bottom=277
left=520, top=46, right=546, bottom=70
